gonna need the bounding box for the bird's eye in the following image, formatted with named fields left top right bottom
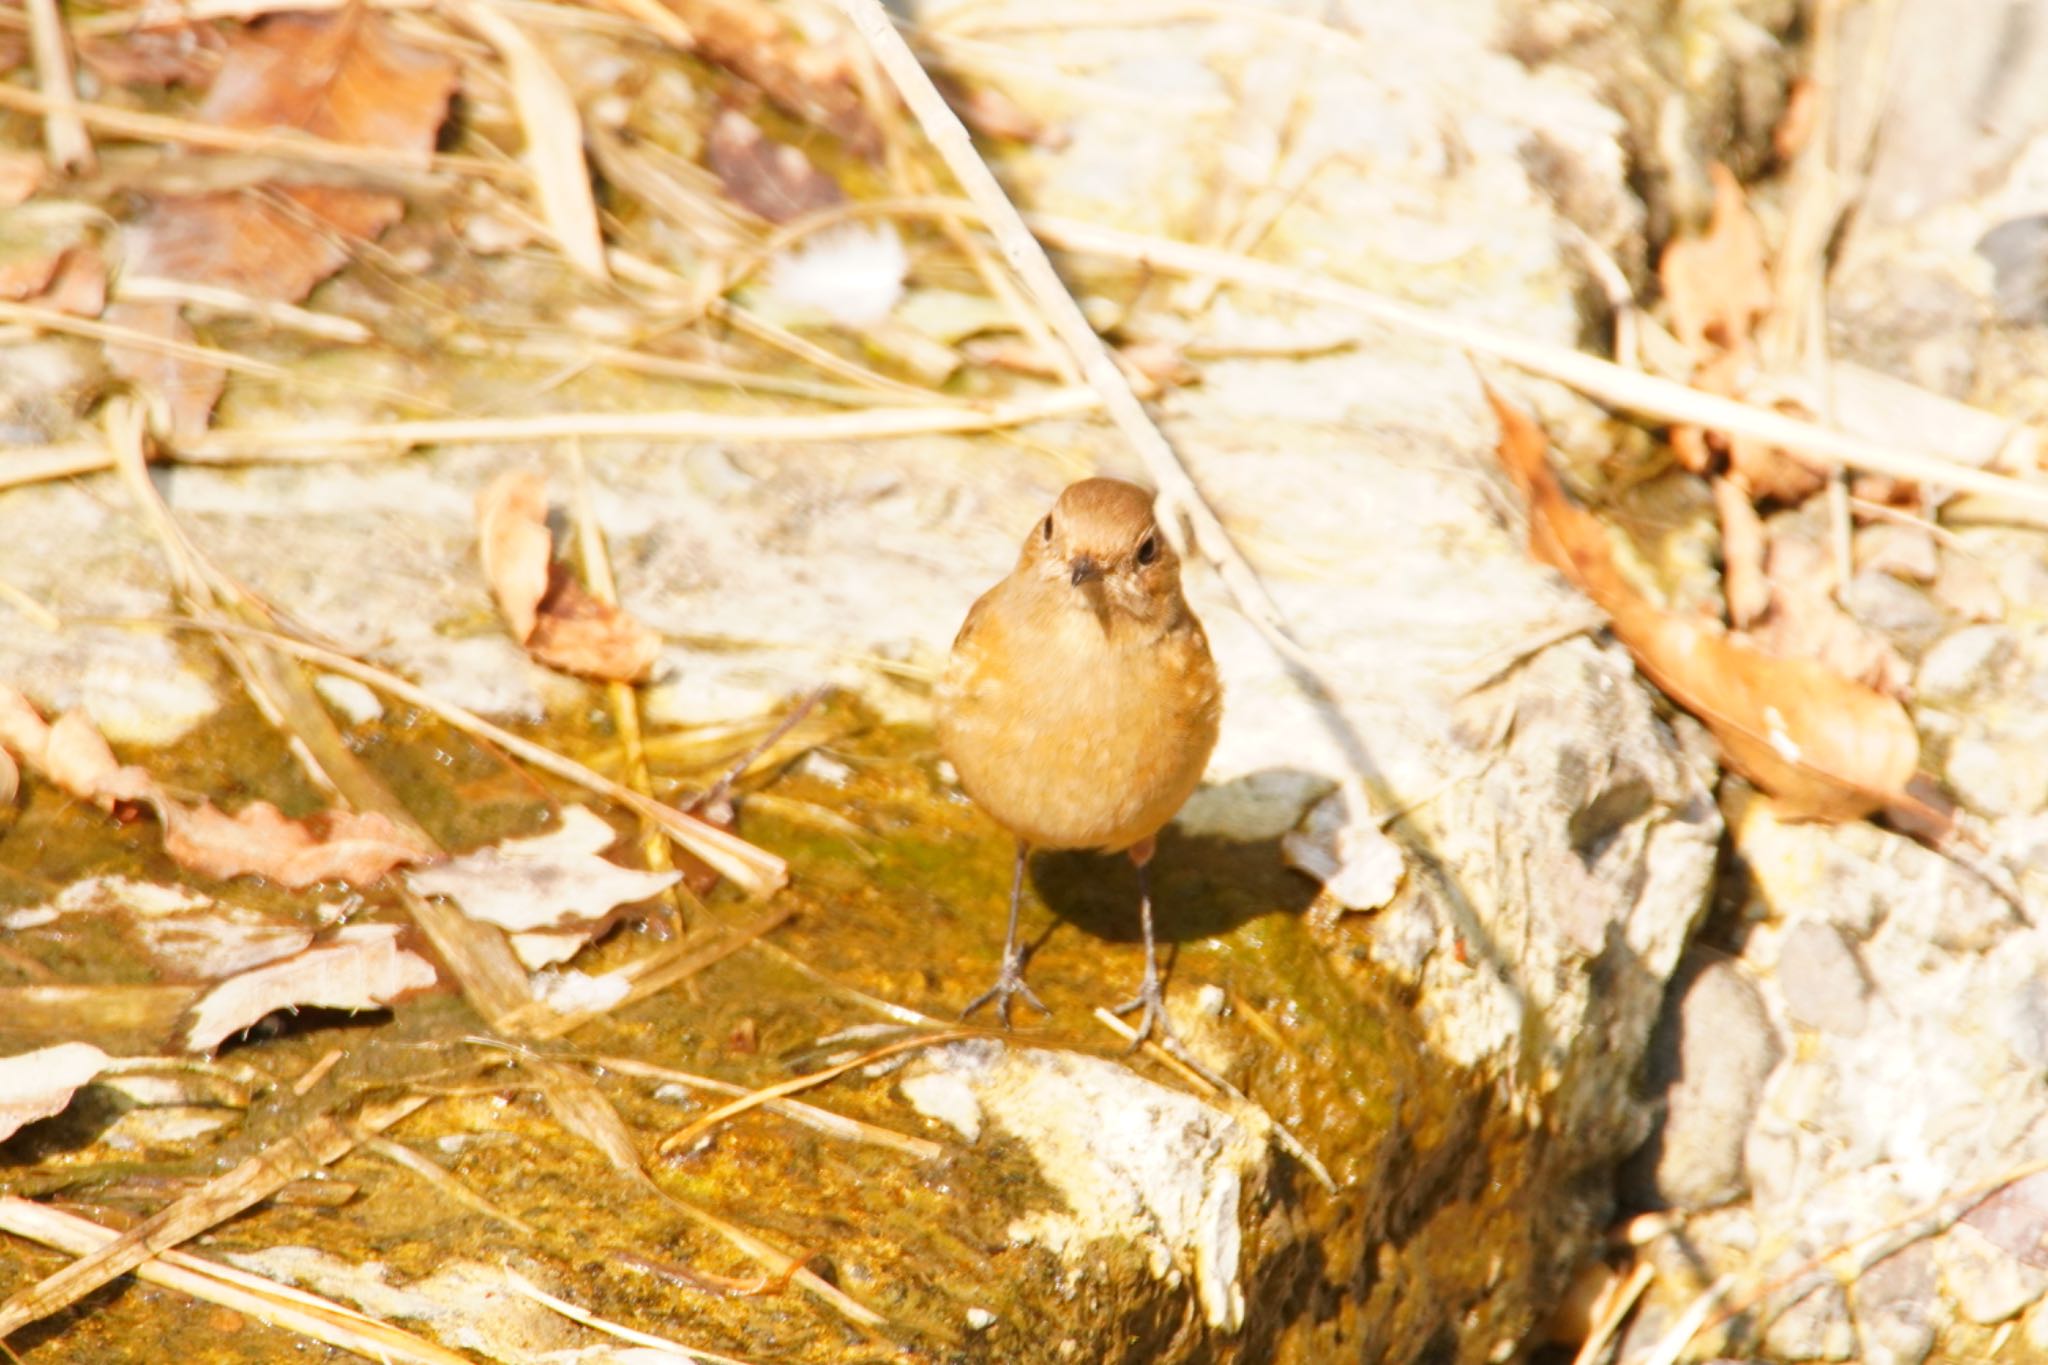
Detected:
left=1135, top=534, right=1158, bottom=565
left=1041, top=515, right=1054, bottom=542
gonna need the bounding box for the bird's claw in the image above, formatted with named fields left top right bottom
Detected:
left=962, top=953, right=1051, bottom=1028
left=1111, top=972, right=1178, bottom=1054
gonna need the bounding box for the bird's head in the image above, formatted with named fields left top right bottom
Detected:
left=1016, top=477, right=1182, bottom=626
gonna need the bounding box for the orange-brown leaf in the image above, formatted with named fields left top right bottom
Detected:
left=161, top=800, right=435, bottom=888
left=528, top=574, right=663, bottom=683
left=1660, top=163, right=1773, bottom=353
left=476, top=470, right=552, bottom=643
left=106, top=10, right=456, bottom=439
left=1489, top=386, right=1921, bottom=822
left=42, top=711, right=157, bottom=811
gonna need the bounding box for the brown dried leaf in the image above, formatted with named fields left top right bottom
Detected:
left=0, top=685, right=51, bottom=760
left=77, top=25, right=224, bottom=88
left=0, top=1044, right=112, bottom=1142
left=1661, top=164, right=1773, bottom=353
left=1744, top=528, right=1910, bottom=696
left=1490, top=385, right=1923, bottom=823
left=475, top=471, right=663, bottom=681
left=665, top=0, right=877, bottom=155
left=940, top=78, right=1060, bottom=147
left=40, top=247, right=107, bottom=317
left=42, top=711, right=157, bottom=810
left=101, top=300, right=226, bottom=445
left=528, top=573, right=663, bottom=682
left=0, top=747, right=16, bottom=810
left=107, top=10, right=457, bottom=439
left=161, top=800, right=435, bottom=889
left=1714, top=476, right=1770, bottom=628
left=182, top=924, right=438, bottom=1052
left=707, top=109, right=846, bottom=224
left=476, top=470, right=552, bottom=643
left=0, top=153, right=42, bottom=209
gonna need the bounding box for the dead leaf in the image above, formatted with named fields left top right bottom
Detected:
left=0, top=747, right=16, bottom=810
left=528, top=573, right=663, bottom=682
left=939, top=77, right=1061, bottom=147
left=406, top=805, right=678, bottom=969
left=161, top=800, right=435, bottom=889
left=0, top=153, right=42, bottom=209
left=77, top=25, right=224, bottom=88
left=1490, top=385, right=1924, bottom=823
left=1659, top=165, right=1823, bottom=504
left=1774, top=77, right=1820, bottom=162
left=1744, top=527, right=1910, bottom=696
left=1714, top=476, right=1769, bottom=628
left=475, top=471, right=664, bottom=682
left=707, top=109, right=846, bottom=224
left=182, top=924, right=438, bottom=1052
left=661, top=0, right=878, bottom=155
left=106, top=10, right=457, bottom=441
left=0, top=1044, right=113, bottom=1142
left=0, top=691, right=429, bottom=887
left=476, top=470, right=552, bottom=643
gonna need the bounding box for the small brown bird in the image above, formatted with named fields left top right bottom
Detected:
left=936, top=477, right=1222, bottom=1045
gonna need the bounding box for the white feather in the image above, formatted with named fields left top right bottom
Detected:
left=765, top=223, right=908, bottom=327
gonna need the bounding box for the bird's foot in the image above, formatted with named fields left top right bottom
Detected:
left=1111, top=971, right=1180, bottom=1055
left=961, top=953, right=1051, bottom=1029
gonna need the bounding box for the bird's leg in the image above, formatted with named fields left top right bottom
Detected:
left=962, top=838, right=1052, bottom=1027
left=1112, top=837, right=1177, bottom=1050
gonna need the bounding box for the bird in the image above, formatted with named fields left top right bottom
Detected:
left=935, top=477, right=1222, bottom=1047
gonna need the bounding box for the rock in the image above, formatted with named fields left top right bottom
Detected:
left=1916, top=625, right=2019, bottom=706
left=1945, top=730, right=2048, bottom=818
left=1851, top=1242, right=1939, bottom=1365
left=1763, top=1282, right=1856, bottom=1361
left=1938, top=1222, right=2048, bottom=1325
left=1625, top=955, right=1782, bottom=1210
left=1841, top=570, right=1947, bottom=654
left=1775, top=921, right=1872, bottom=1037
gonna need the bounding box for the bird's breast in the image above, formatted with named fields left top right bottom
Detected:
left=936, top=588, right=1221, bottom=852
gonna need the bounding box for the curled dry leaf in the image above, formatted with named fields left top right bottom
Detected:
left=105, top=10, right=458, bottom=441
left=77, top=24, right=224, bottom=88
left=162, top=800, right=436, bottom=889
left=1658, top=164, right=1823, bottom=504
left=182, top=924, right=438, bottom=1052
left=707, top=109, right=846, bottom=224
left=0, top=686, right=429, bottom=887
left=475, top=471, right=663, bottom=682
left=0, top=1044, right=112, bottom=1142
left=1489, top=385, right=1925, bottom=824
left=664, top=0, right=878, bottom=154
left=476, top=471, right=552, bottom=643
left=406, top=805, right=678, bottom=969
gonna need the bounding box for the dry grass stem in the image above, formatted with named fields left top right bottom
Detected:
left=156, top=617, right=790, bottom=896
left=23, top=0, right=92, bottom=171
left=655, top=1029, right=977, bottom=1157
left=0, top=577, right=61, bottom=631
left=706, top=298, right=950, bottom=404
left=504, top=1270, right=761, bottom=1365
left=834, top=0, right=1300, bottom=654
left=0, top=1093, right=429, bottom=1336
left=360, top=1133, right=539, bottom=1234
left=518, top=905, right=794, bottom=1039
left=1092, top=1007, right=1336, bottom=1192
left=0, top=81, right=510, bottom=179
left=0, top=299, right=291, bottom=381
left=178, top=386, right=1098, bottom=459
left=0, top=444, right=112, bottom=492
left=1568, top=1260, right=1655, bottom=1365
left=0, top=1198, right=470, bottom=1365
left=562, top=439, right=685, bottom=932
left=114, top=276, right=375, bottom=343
left=594, top=1054, right=943, bottom=1159
left=448, top=0, right=608, bottom=278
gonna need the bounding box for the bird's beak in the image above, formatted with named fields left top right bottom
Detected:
left=1069, top=555, right=1101, bottom=587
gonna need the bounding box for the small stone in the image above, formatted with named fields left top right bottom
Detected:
left=1916, top=626, right=2018, bottom=706
left=1856, top=523, right=1938, bottom=583
left=1194, top=984, right=1227, bottom=1017
left=314, top=673, right=383, bottom=725
left=1841, top=570, right=1946, bottom=652
left=1852, top=1242, right=1937, bottom=1365
left=1946, top=732, right=2048, bottom=818
left=1776, top=921, right=1872, bottom=1037
left=1625, top=956, right=1782, bottom=1209
left=1763, top=1281, right=1856, bottom=1360
left=1938, top=1221, right=2048, bottom=1324
left=966, top=1307, right=996, bottom=1331
left=795, top=751, right=854, bottom=786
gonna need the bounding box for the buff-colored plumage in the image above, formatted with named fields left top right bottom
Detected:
left=935, top=477, right=1221, bottom=1040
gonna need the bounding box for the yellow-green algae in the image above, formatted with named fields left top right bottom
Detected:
left=0, top=685, right=1584, bottom=1363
